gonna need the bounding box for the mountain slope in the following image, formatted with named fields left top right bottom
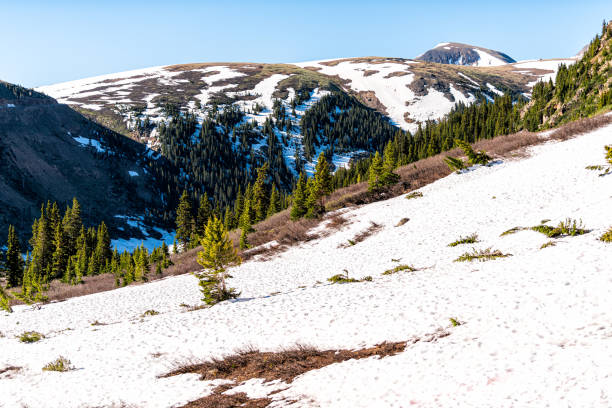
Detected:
left=35, top=58, right=550, bottom=180
left=416, top=42, right=516, bottom=66
left=1, top=121, right=610, bottom=407
left=0, top=80, right=173, bottom=244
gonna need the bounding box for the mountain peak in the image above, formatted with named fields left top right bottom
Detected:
left=416, top=42, right=516, bottom=67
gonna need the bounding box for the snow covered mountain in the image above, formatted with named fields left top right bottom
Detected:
left=416, top=42, right=516, bottom=67
left=36, top=57, right=558, bottom=173
left=1, top=117, right=611, bottom=407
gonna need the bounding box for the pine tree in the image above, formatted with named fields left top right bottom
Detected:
left=196, top=193, right=211, bottom=238
left=93, top=222, right=111, bottom=274
left=51, top=221, right=69, bottom=280
left=381, top=143, right=400, bottom=185
left=267, top=185, right=281, bottom=217
left=65, top=198, right=82, bottom=251
left=305, top=177, right=322, bottom=219
left=314, top=152, right=332, bottom=197
left=239, top=199, right=252, bottom=250
left=195, top=216, right=241, bottom=305
left=252, top=163, right=270, bottom=223
left=5, top=225, right=23, bottom=288
left=368, top=151, right=384, bottom=191
left=175, top=191, right=194, bottom=251
left=290, top=173, right=307, bottom=220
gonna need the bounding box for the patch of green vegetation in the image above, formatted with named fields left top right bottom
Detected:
left=600, top=226, right=612, bottom=243
left=382, top=264, right=417, bottom=275
left=347, top=239, right=356, bottom=246
left=42, top=356, right=73, bottom=372
left=405, top=191, right=423, bottom=199
left=141, top=310, right=160, bottom=317
left=327, top=270, right=370, bottom=284
left=448, top=233, right=479, bottom=247
left=454, top=248, right=512, bottom=262
left=530, top=218, right=589, bottom=238
left=449, top=318, right=462, bottom=327
left=18, top=331, right=44, bottom=343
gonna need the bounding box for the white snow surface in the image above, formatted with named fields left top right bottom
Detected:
left=2, top=124, right=612, bottom=407
left=473, top=49, right=508, bottom=67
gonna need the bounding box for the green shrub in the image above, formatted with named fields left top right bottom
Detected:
left=42, top=356, right=73, bottom=372
left=141, top=310, right=160, bottom=317
left=382, top=264, right=417, bottom=275
left=454, top=248, right=512, bottom=262
left=449, top=318, right=462, bottom=327
left=18, top=331, right=44, bottom=343
left=405, top=191, right=423, bottom=200
left=448, top=233, right=479, bottom=247
left=327, top=270, right=370, bottom=284
left=531, top=218, right=589, bottom=238
left=600, top=226, right=612, bottom=242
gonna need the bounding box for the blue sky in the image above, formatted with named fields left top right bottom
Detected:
left=2, top=0, right=611, bottom=87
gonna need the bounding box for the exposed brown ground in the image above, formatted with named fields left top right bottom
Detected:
left=165, top=328, right=451, bottom=407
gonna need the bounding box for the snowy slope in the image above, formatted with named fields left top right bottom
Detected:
left=1, top=122, right=611, bottom=407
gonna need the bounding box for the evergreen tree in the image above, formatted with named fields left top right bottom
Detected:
left=381, top=143, right=400, bottom=185
left=196, top=193, right=211, bottom=238
left=252, top=163, right=270, bottom=223
left=51, top=221, right=69, bottom=280
left=175, top=191, right=194, bottom=251
left=267, top=185, right=281, bottom=217
left=314, top=152, right=332, bottom=197
left=290, top=173, right=308, bottom=220
left=304, top=177, right=322, bottom=219
left=5, top=225, right=23, bottom=288
left=195, top=216, right=241, bottom=305
left=368, top=151, right=385, bottom=191
left=239, top=199, right=252, bottom=249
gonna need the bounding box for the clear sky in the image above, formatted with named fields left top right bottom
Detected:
left=2, top=0, right=611, bottom=87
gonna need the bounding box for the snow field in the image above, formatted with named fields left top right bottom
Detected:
left=1, top=124, right=611, bottom=406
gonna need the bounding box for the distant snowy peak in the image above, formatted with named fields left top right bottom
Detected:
left=416, top=42, right=516, bottom=67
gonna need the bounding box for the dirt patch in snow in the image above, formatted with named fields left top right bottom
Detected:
left=167, top=329, right=451, bottom=407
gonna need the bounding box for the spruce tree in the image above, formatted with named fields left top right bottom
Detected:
left=314, top=152, right=332, bottom=197
left=368, top=151, right=384, bottom=191
left=5, top=225, right=23, bottom=288
left=239, top=199, right=252, bottom=250
left=290, top=173, right=307, bottom=220
left=196, top=216, right=241, bottom=305
left=175, top=191, right=194, bottom=251
left=252, top=163, right=269, bottom=223
left=305, top=177, right=322, bottom=219
left=267, top=185, right=281, bottom=217
left=51, top=221, right=69, bottom=280
left=196, top=193, right=211, bottom=238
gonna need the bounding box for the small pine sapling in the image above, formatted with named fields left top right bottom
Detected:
left=196, top=216, right=241, bottom=305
